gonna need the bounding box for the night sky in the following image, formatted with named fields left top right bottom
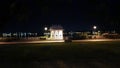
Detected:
left=0, top=0, right=120, bottom=33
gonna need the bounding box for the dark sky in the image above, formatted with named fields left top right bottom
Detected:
left=0, top=0, right=120, bottom=33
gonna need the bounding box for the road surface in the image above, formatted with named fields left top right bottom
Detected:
left=72, top=39, right=120, bottom=42
left=0, top=40, right=65, bottom=44
left=0, top=39, right=120, bottom=44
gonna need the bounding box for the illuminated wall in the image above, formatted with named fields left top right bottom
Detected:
left=50, top=29, right=63, bottom=40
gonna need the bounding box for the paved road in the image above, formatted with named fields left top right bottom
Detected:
left=72, top=39, right=120, bottom=42
left=0, top=39, right=120, bottom=44
left=0, top=40, right=65, bottom=44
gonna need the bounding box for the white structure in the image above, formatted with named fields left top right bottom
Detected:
left=50, top=25, right=63, bottom=40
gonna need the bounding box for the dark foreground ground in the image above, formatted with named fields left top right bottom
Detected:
left=0, top=41, right=120, bottom=68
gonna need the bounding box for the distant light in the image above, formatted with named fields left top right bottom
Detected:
left=93, top=26, right=97, bottom=30
left=44, top=27, right=48, bottom=31
left=98, top=30, right=100, bottom=32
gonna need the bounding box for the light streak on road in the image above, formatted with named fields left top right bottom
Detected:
left=0, top=40, right=65, bottom=44
left=72, top=39, right=120, bottom=42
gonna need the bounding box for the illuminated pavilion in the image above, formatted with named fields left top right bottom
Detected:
left=49, top=25, right=63, bottom=40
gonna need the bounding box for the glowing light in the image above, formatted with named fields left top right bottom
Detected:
left=44, top=27, right=48, bottom=31
left=93, top=26, right=97, bottom=30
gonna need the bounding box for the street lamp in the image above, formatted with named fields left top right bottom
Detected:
left=44, top=27, right=48, bottom=38
left=44, top=27, right=48, bottom=31
left=93, top=26, right=97, bottom=36
left=93, top=26, right=97, bottom=30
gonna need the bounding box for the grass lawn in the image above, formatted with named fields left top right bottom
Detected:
left=0, top=41, right=120, bottom=68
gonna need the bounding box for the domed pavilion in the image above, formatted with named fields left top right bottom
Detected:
left=49, top=25, right=63, bottom=40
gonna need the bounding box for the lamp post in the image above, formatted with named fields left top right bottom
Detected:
left=93, top=26, right=97, bottom=39
left=93, top=26, right=97, bottom=34
left=44, top=27, right=48, bottom=38
left=93, top=26, right=97, bottom=30
left=44, top=27, right=48, bottom=31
